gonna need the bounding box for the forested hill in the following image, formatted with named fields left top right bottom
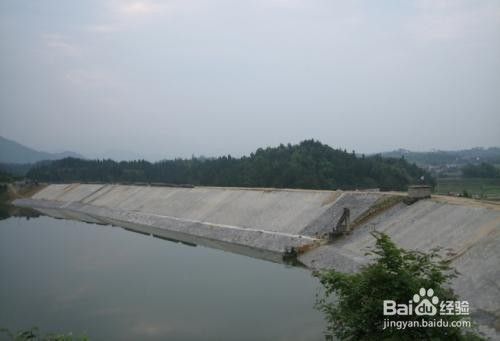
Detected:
left=27, top=140, right=434, bottom=191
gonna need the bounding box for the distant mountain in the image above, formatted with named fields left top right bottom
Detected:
left=380, top=147, right=500, bottom=167
left=0, top=136, right=84, bottom=164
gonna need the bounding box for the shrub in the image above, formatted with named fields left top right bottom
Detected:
left=314, top=232, right=484, bottom=340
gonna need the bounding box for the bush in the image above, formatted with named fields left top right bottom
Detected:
left=462, top=163, right=500, bottom=178
left=314, top=232, right=483, bottom=340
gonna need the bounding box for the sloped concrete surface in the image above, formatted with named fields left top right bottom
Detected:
left=300, top=192, right=381, bottom=237
left=18, top=184, right=385, bottom=256
left=299, top=199, right=500, bottom=337
left=32, top=185, right=346, bottom=234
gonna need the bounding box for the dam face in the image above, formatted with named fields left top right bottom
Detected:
left=14, top=183, right=383, bottom=257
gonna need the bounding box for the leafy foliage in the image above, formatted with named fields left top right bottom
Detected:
left=0, top=163, right=33, bottom=177
left=382, top=147, right=500, bottom=167
left=462, top=163, right=500, bottom=178
left=0, top=170, right=16, bottom=183
left=314, top=233, right=483, bottom=340
left=27, top=140, right=434, bottom=191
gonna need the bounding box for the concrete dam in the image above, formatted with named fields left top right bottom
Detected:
left=14, top=183, right=500, bottom=336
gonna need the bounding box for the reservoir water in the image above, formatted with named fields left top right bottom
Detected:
left=0, top=215, right=325, bottom=340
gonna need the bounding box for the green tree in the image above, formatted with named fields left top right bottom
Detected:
left=314, top=232, right=483, bottom=340
left=462, top=163, right=500, bottom=178
left=26, top=140, right=435, bottom=191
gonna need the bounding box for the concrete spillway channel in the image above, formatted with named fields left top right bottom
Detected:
left=13, top=183, right=500, bottom=337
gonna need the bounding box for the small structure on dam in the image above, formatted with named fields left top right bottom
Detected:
left=408, top=185, right=432, bottom=200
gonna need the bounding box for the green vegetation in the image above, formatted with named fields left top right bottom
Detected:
left=0, top=327, right=88, bottom=341
left=314, top=233, right=483, bottom=340
left=381, top=147, right=500, bottom=167
left=0, top=169, right=16, bottom=183
left=0, top=163, right=33, bottom=177
left=0, top=171, right=13, bottom=219
left=27, top=140, right=433, bottom=191
left=0, top=174, right=42, bottom=220
left=435, top=177, right=500, bottom=200
left=462, top=163, right=500, bottom=178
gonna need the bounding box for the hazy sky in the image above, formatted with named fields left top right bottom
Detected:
left=1, top=0, right=499, bottom=160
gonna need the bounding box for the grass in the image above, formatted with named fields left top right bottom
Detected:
left=435, top=177, right=500, bottom=200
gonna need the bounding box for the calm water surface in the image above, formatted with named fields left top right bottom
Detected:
left=0, top=216, right=324, bottom=340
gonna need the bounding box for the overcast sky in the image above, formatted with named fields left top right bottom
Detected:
left=1, top=0, right=499, bottom=160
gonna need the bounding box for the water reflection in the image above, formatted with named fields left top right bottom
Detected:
left=0, top=216, right=324, bottom=340
left=0, top=203, right=41, bottom=220
left=19, top=205, right=301, bottom=266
